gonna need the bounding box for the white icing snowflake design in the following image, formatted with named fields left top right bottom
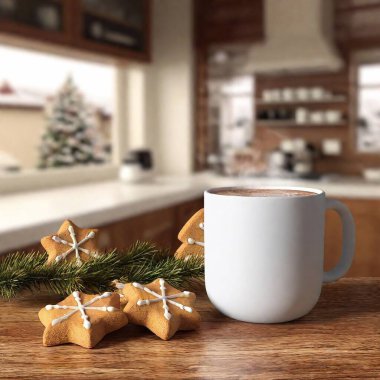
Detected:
left=133, top=278, right=193, bottom=320
left=187, top=222, right=205, bottom=247
left=45, top=291, right=117, bottom=329
left=52, top=224, right=97, bottom=265
left=115, top=282, right=126, bottom=299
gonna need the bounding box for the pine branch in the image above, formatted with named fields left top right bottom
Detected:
left=119, top=253, right=205, bottom=289
left=0, top=242, right=204, bottom=299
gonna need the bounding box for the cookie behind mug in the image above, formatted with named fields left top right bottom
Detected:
left=175, top=209, right=204, bottom=259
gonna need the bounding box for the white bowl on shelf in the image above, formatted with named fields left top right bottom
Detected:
left=325, top=110, right=342, bottom=124
left=363, top=168, right=380, bottom=183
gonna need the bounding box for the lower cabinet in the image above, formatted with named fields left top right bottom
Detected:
left=12, top=198, right=204, bottom=255
left=324, top=198, right=380, bottom=277
left=8, top=196, right=380, bottom=277
left=97, top=198, right=204, bottom=253
left=110, top=195, right=376, bottom=277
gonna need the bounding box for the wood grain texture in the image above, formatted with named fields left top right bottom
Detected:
left=194, top=47, right=210, bottom=171
left=335, top=0, right=380, bottom=50
left=1, top=278, right=380, bottom=379
left=194, top=0, right=264, bottom=47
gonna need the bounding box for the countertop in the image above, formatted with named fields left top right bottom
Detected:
left=1, top=278, right=380, bottom=379
left=1, top=172, right=380, bottom=253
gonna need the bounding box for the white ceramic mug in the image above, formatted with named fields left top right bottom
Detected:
left=204, top=187, right=355, bottom=323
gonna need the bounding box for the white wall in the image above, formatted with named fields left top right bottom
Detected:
left=127, top=0, right=194, bottom=175
left=0, top=108, right=44, bottom=169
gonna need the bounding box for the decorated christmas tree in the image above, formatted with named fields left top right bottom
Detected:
left=38, top=76, right=106, bottom=168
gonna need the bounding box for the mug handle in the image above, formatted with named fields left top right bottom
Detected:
left=323, top=198, right=356, bottom=283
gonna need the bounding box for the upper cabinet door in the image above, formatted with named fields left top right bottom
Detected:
left=74, top=0, right=151, bottom=62
left=0, top=0, right=71, bottom=44
left=194, top=0, right=264, bottom=48
left=0, top=0, right=151, bottom=62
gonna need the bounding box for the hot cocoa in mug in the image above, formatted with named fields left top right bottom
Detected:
left=213, top=188, right=315, bottom=197
left=203, top=186, right=355, bottom=323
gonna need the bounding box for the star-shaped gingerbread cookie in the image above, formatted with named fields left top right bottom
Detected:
left=175, top=209, right=204, bottom=259
left=122, top=278, right=200, bottom=340
left=39, top=291, right=128, bottom=348
left=41, top=220, right=100, bottom=265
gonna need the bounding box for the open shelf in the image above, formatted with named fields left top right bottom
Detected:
left=256, top=120, right=347, bottom=128
left=255, top=96, right=347, bottom=107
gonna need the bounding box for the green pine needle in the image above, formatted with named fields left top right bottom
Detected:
left=0, top=242, right=204, bottom=299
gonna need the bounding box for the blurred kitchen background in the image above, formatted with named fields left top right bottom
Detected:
left=0, top=0, right=379, bottom=276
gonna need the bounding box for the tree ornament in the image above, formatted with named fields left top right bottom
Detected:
left=122, top=278, right=200, bottom=340
left=175, top=209, right=204, bottom=260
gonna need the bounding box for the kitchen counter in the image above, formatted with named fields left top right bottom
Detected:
left=1, top=278, right=380, bottom=379
left=1, top=172, right=380, bottom=253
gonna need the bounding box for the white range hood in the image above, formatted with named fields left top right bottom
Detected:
left=242, top=0, right=343, bottom=74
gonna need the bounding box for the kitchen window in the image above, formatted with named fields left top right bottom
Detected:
left=0, top=43, right=116, bottom=171
left=0, top=42, right=138, bottom=193
left=356, top=56, right=380, bottom=153
left=208, top=76, right=254, bottom=154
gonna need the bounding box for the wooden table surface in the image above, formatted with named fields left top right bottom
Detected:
left=1, top=278, right=380, bottom=379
